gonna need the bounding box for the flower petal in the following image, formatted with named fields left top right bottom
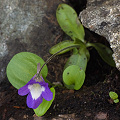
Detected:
left=27, top=93, right=43, bottom=109
left=18, top=75, right=37, bottom=96
left=27, top=75, right=37, bottom=85
left=39, top=79, right=48, bottom=87
left=42, top=86, right=53, bottom=101
left=18, top=84, right=29, bottom=96
left=28, top=84, right=45, bottom=100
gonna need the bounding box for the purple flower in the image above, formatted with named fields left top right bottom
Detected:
left=18, top=75, right=53, bottom=109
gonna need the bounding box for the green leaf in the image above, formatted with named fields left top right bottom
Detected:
left=64, top=47, right=88, bottom=71
left=49, top=40, right=79, bottom=55
left=74, top=38, right=90, bottom=61
left=72, top=48, right=78, bottom=54
left=6, top=52, right=48, bottom=89
left=85, top=48, right=90, bottom=62
left=63, top=65, right=85, bottom=90
left=109, top=91, right=118, bottom=100
left=114, top=99, right=119, bottom=103
left=34, top=87, right=55, bottom=116
left=64, top=53, right=87, bottom=72
left=56, top=4, right=85, bottom=42
left=86, top=43, right=115, bottom=67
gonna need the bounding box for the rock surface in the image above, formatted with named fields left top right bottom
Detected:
left=0, top=0, right=69, bottom=83
left=79, top=0, right=120, bottom=70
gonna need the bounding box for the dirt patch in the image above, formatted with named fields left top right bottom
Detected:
left=0, top=67, right=120, bottom=120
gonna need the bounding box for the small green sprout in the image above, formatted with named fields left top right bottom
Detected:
left=109, top=91, right=119, bottom=103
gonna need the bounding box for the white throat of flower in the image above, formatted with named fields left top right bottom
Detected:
left=28, top=84, right=45, bottom=100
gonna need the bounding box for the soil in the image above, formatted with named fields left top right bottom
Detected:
left=0, top=1, right=120, bottom=120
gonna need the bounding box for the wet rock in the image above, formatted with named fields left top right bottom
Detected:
left=79, top=0, right=120, bottom=70
left=0, top=0, right=69, bottom=83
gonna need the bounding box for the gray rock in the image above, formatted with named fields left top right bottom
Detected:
left=0, top=0, right=69, bottom=83
left=79, top=0, right=120, bottom=70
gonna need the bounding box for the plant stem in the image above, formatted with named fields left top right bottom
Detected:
left=86, top=42, right=93, bottom=48
left=38, top=44, right=80, bottom=75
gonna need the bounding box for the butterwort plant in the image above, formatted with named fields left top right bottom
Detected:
left=6, top=47, right=74, bottom=116
left=49, top=4, right=115, bottom=90
left=6, top=47, right=77, bottom=116
left=7, top=52, right=55, bottom=116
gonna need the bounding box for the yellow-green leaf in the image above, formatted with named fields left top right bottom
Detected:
left=56, top=4, right=85, bottom=42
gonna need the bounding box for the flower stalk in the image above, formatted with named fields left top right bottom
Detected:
left=38, top=45, right=80, bottom=76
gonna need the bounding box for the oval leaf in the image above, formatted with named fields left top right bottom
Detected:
left=49, top=40, right=79, bottom=55
left=64, top=49, right=88, bottom=71
left=63, top=65, right=85, bottom=90
left=87, top=43, right=115, bottom=67
left=109, top=91, right=118, bottom=100
left=6, top=52, right=48, bottom=89
left=34, top=87, right=55, bottom=116
left=114, top=99, right=119, bottom=103
left=56, top=4, right=85, bottom=42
